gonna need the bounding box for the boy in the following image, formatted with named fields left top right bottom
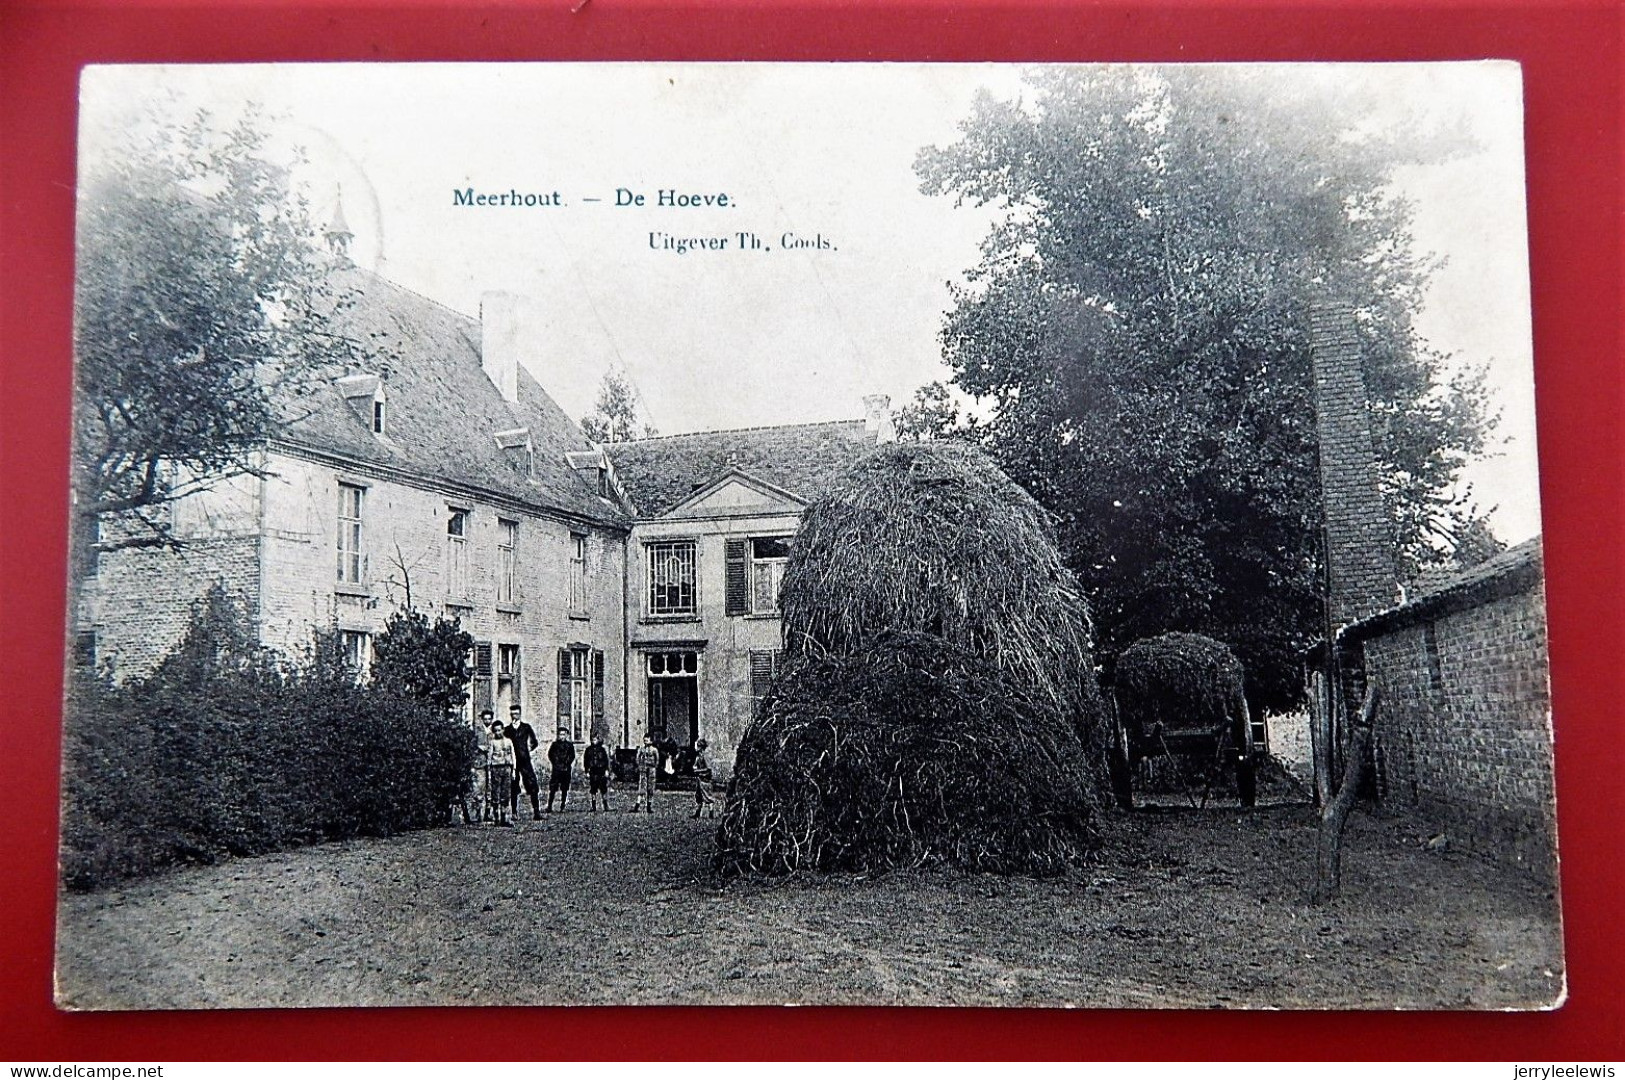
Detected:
left=584, top=734, right=612, bottom=812
left=691, top=738, right=717, bottom=819
left=484, top=716, right=514, bottom=826
left=634, top=734, right=660, bottom=814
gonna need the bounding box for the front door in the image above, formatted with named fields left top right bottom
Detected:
left=648, top=674, right=698, bottom=746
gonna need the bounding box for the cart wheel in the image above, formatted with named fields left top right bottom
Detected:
left=1234, top=694, right=1258, bottom=808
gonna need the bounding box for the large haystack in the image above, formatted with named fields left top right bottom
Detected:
left=779, top=442, right=1107, bottom=738
left=716, top=442, right=1111, bottom=876
left=713, top=632, right=1099, bottom=876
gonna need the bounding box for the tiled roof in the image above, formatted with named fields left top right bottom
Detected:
left=274, top=268, right=629, bottom=528
left=1341, top=536, right=1544, bottom=642
left=605, top=420, right=880, bottom=518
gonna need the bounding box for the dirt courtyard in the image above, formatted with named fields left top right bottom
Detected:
left=55, top=790, right=1564, bottom=1010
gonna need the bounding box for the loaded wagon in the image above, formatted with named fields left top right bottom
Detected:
left=1105, top=632, right=1258, bottom=808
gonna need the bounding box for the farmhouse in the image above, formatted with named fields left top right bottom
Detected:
left=604, top=407, right=893, bottom=774
left=72, top=258, right=890, bottom=780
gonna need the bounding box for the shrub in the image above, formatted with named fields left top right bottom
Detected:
left=59, top=587, right=477, bottom=890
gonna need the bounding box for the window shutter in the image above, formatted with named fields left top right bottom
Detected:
left=750, top=649, right=779, bottom=704
left=591, top=649, right=606, bottom=733
left=557, top=647, right=572, bottom=726
left=725, top=538, right=749, bottom=615
left=475, top=642, right=494, bottom=677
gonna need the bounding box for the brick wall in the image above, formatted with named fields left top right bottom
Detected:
left=1362, top=584, right=1556, bottom=881
left=79, top=475, right=264, bottom=679
left=1310, top=300, right=1399, bottom=627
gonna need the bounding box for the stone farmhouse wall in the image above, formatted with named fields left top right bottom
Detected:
left=259, top=448, right=627, bottom=741
left=1361, top=582, right=1556, bottom=882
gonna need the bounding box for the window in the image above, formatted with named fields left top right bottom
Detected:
left=496, top=519, right=518, bottom=607
left=557, top=646, right=604, bottom=743
left=340, top=630, right=371, bottom=680
left=497, top=643, right=521, bottom=703
left=470, top=641, right=494, bottom=720
left=1422, top=622, right=1444, bottom=698
left=569, top=533, right=589, bottom=615
left=336, top=483, right=365, bottom=583
left=372, top=398, right=386, bottom=435
left=726, top=535, right=791, bottom=616
left=646, top=539, right=697, bottom=617
left=748, top=649, right=782, bottom=717
left=750, top=537, right=790, bottom=614
left=446, top=508, right=470, bottom=599
left=73, top=630, right=97, bottom=669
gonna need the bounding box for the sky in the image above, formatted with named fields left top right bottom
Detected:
left=79, top=62, right=1541, bottom=543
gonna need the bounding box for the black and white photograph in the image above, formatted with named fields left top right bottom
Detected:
left=56, top=61, right=1560, bottom=1010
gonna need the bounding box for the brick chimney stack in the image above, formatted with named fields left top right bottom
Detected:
left=1310, top=299, right=1399, bottom=628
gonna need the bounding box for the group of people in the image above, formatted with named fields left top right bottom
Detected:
left=472, top=705, right=716, bottom=824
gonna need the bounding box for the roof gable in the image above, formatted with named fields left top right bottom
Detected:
left=661, top=469, right=808, bottom=520
left=606, top=419, right=878, bottom=519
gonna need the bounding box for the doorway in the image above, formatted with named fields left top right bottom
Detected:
left=646, top=649, right=700, bottom=780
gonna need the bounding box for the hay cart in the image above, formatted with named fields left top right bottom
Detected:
left=1105, top=633, right=1259, bottom=809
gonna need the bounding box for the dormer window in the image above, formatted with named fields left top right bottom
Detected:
left=337, top=374, right=387, bottom=439
left=494, top=427, right=534, bottom=477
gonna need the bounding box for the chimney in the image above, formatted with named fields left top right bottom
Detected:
left=1309, top=299, right=1399, bottom=628
left=480, top=291, right=522, bottom=403
left=862, top=393, right=896, bottom=444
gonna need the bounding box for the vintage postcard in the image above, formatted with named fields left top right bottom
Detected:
left=56, top=61, right=1560, bottom=1010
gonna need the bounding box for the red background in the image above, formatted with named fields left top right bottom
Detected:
left=1, top=0, right=1619, bottom=1061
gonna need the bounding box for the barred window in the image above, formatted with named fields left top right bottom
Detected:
left=646, top=539, right=697, bottom=616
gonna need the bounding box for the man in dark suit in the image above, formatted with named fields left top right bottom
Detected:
left=503, top=705, right=541, bottom=821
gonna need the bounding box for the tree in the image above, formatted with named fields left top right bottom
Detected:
left=915, top=68, right=1494, bottom=712
left=72, top=107, right=368, bottom=556
left=891, top=381, right=983, bottom=444
left=580, top=369, right=656, bottom=444
left=369, top=609, right=475, bottom=717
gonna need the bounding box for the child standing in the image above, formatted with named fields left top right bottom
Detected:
left=634, top=734, right=660, bottom=814
left=691, top=738, right=716, bottom=819
left=485, top=718, right=514, bottom=826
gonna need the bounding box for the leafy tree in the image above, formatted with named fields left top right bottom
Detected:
left=915, top=68, right=1495, bottom=711
left=369, top=608, right=475, bottom=717
left=72, top=107, right=368, bottom=557
left=891, top=381, right=983, bottom=444
left=580, top=369, right=657, bottom=444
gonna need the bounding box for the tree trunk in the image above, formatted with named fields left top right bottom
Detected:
left=1307, top=671, right=1333, bottom=809
left=1313, top=681, right=1379, bottom=904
